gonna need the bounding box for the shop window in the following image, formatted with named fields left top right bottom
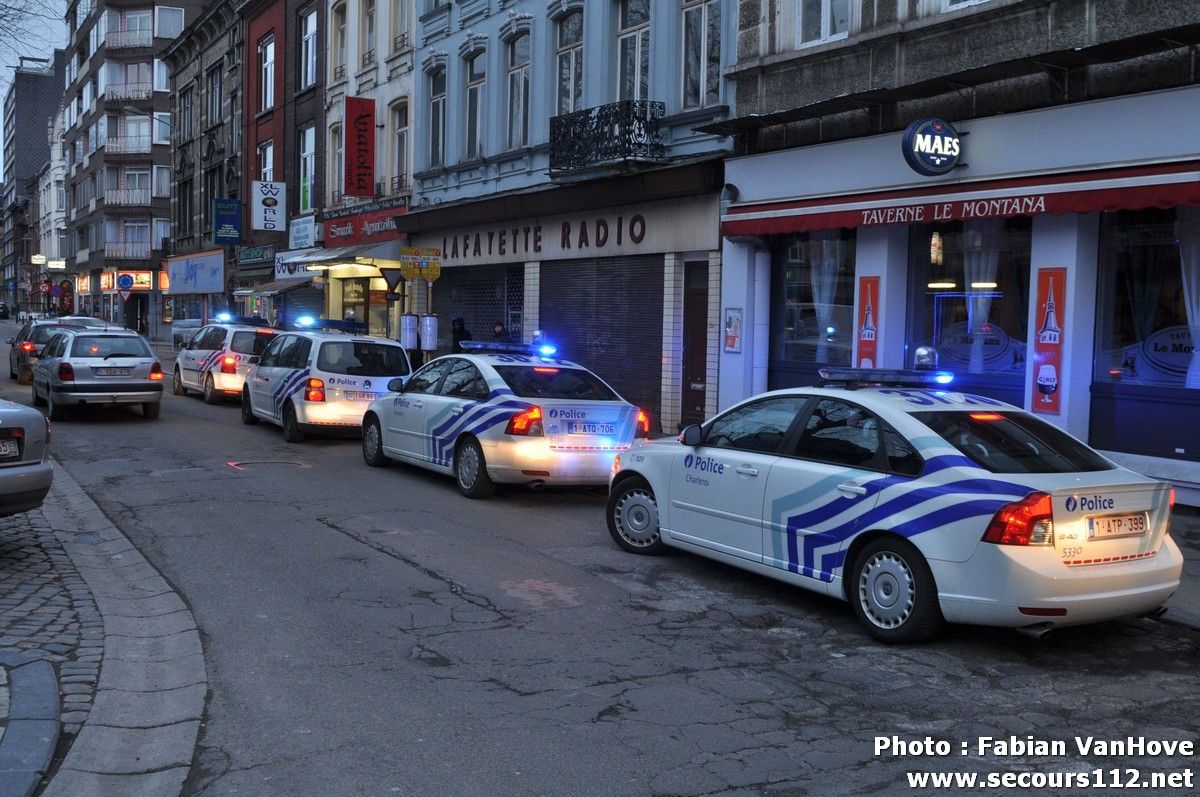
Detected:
left=770, top=229, right=856, bottom=372
left=907, top=218, right=1031, bottom=403
left=1095, top=207, right=1200, bottom=389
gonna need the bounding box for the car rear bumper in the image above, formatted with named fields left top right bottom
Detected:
left=214, top=372, right=246, bottom=393
left=932, top=536, right=1184, bottom=627
left=0, top=462, right=53, bottom=518
left=481, top=438, right=625, bottom=486
left=52, top=383, right=164, bottom=405
left=295, top=401, right=368, bottom=428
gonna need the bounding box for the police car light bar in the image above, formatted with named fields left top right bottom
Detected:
left=294, top=318, right=369, bottom=334
left=818, top=367, right=955, bottom=389
left=460, top=340, right=557, bottom=357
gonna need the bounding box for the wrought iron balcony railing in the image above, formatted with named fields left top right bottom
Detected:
left=106, top=136, right=152, bottom=154
left=549, top=100, right=666, bottom=174
left=105, top=29, right=153, bottom=48
left=104, top=188, right=151, bottom=206
left=105, top=241, right=152, bottom=259
left=107, top=82, right=153, bottom=101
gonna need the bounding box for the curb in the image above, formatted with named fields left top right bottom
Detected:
left=0, top=653, right=58, bottom=797
left=36, top=462, right=206, bottom=796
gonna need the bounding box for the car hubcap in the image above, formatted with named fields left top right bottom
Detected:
left=458, top=446, right=479, bottom=488
left=858, top=552, right=915, bottom=629
left=365, top=424, right=379, bottom=458
left=615, top=489, right=659, bottom=547
left=174, top=371, right=181, bottom=391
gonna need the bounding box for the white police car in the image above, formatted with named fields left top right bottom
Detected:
left=607, top=367, right=1182, bottom=642
left=361, top=341, right=649, bottom=498
left=173, top=315, right=277, bottom=404
left=241, top=322, right=412, bottom=442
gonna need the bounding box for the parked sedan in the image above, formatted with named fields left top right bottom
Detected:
left=0, top=397, right=53, bottom=518
left=30, top=328, right=164, bottom=420
left=607, top=367, right=1182, bottom=643
left=8, top=320, right=85, bottom=384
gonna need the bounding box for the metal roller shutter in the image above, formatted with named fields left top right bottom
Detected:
left=431, top=264, right=524, bottom=351
left=540, top=256, right=664, bottom=430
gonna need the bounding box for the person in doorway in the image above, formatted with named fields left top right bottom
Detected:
left=492, top=321, right=510, bottom=342
left=451, top=317, right=472, bottom=353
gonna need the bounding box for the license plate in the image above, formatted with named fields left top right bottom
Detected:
left=345, top=391, right=381, bottom=402
left=96, top=367, right=132, bottom=376
left=1087, top=512, right=1148, bottom=540
left=0, top=439, right=17, bottom=459
left=568, top=421, right=615, bottom=435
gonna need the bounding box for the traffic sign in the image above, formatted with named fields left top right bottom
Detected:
left=117, top=274, right=135, bottom=290
left=119, top=289, right=132, bottom=302
left=50, top=286, right=62, bottom=297
left=38, top=282, right=49, bottom=294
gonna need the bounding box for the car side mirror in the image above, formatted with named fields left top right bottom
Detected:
left=387, top=377, right=407, bottom=393
left=247, top=355, right=260, bottom=365
left=680, top=424, right=703, bottom=446
left=5, top=339, right=12, bottom=345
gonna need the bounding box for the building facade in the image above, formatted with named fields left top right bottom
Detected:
left=714, top=0, right=1200, bottom=498
left=35, top=110, right=71, bottom=313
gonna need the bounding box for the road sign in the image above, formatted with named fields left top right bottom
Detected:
left=38, top=282, right=49, bottom=294
left=50, top=286, right=62, bottom=297
left=396, top=247, right=443, bottom=283
left=117, top=274, right=135, bottom=290
left=119, top=289, right=132, bottom=302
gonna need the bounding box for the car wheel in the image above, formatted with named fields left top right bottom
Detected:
left=31, top=381, right=44, bottom=407
left=607, top=477, right=666, bottom=555
left=142, top=402, right=161, bottom=420
left=454, top=437, right=494, bottom=498
left=362, top=415, right=388, bottom=467
left=240, top=389, right=258, bottom=425
left=281, top=402, right=304, bottom=443
left=203, top=374, right=219, bottom=405
left=172, top=367, right=187, bottom=396
left=851, top=537, right=944, bottom=644
left=46, top=390, right=67, bottom=421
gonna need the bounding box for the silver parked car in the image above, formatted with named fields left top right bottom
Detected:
left=0, top=397, right=53, bottom=517
left=30, top=328, right=164, bottom=420
left=8, top=320, right=87, bottom=384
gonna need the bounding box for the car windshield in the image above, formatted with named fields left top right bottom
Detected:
left=493, top=366, right=619, bottom=400
left=59, top=317, right=108, bottom=328
left=231, top=330, right=276, bottom=355
left=70, top=335, right=153, bottom=359
left=914, top=410, right=1113, bottom=474
left=31, top=325, right=76, bottom=344
left=316, top=341, right=410, bottom=376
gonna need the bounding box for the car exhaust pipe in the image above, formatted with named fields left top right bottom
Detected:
left=1142, top=606, right=1168, bottom=620
left=1015, top=624, right=1054, bottom=640
left=527, top=480, right=546, bottom=491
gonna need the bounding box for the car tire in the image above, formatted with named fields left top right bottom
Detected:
left=240, top=389, right=258, bottom=425
left=607, top=477, right=667, bottom=555
left=46, top=391, right=66, bottom=421
left=142, top=402, right=161, bottom=420
left=454, top=437, right=494, bottom=498
left=172, top=367, right=187, bottom=396
left=281, top=402, right=304, bottom=443
left=31, top=382, right=44, bottom=407
left=362, top=415, right=388, bottom=467
left=851, top=537, right=944, bottom=644
left=203, top=374, right=219, bottom=405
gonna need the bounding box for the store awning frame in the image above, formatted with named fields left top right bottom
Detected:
left=250, top=277, right=315, bottom=296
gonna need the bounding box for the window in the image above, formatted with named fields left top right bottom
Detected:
left=258, top=141, right=274, bottom=181
left=391, top=102, right=408, bottom=187
left=682, top=0, right=720, bottom=109
left=300, top=10, right=317, bottom=88
left=465, top=52, right=485, bottom=160
left=259, top=37, right=275, bottom=111
left=428, top=69, right=445, bottom=168
left=317, top=342, right=410, bottom=376
left=361, top=0, right=376, bottom=66
left=493, top=367, right=620, bottom=401
left=153, top=113, right=171, bottom=144
left=299, top=125, right=315, bottom=211
left=153, top=60, right=168, bottom=92
left=405, top=359, right=454, bottom=394
left=331, top=3, right=347, bottom=77
left=798, top=0, right=849, bottom=46
left=556, top=11, right=583, bottom=115
left=154, top=218, right=170, bottom=251
left=440, top=360, right=488, bottom=400
left=206, top=67, right=222, bottom=126
left=154, top=7, right=184, bottom=38
left=153, top=165, right=171, bottom=197
left=771, top=229, right=856, bottom=368
left=390, top=0, right=410, bottom=51
left=179, top=87, right=194, bottom=139
left=915, top=411, right=1112, bottom=474
left=618, top=0, right=650, bottom=101
left=794, top=399, right=880, bottom=468
left=203, top=168, right=221, bottom=233
left=506, top=35, right=529, bottom=149
left=705, top=396, right=808, bottom=453
left=125, top=169, right=150, bottom=191
left=330, top=125, right=343, bottom=200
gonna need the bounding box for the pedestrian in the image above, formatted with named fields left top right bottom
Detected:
left=451, top=317, right=472, bottom=353
left=492, top=321, right=509, bottom=342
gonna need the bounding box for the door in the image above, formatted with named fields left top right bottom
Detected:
left=421, top=359, right=490, bottom=468
left=385, top=358, right=454, bottom=461
left=179, top=326, right=217, bottom=388
left=667, top=395, right=810, bottom=562
left=249, top=334, right=295, bottom=418
left=680, top=261, right=709, bottom=428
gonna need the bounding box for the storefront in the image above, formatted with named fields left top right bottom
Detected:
left=319, top=197, right=410, bottom=337
left=719, top=84, right=1200, bottom=499
left=164, top=250, right=227, bottom=328
left=78, top=268, right=167, bottom=330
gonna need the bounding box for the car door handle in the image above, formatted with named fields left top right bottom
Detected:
left=837, top=482, right=868, bottom=496
left=412, top=401, right=423, bottom=409
left=450, top=406, right=464, bottom=415
left=736, top=466, right=759, bottom=477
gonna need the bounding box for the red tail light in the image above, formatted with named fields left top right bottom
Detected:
left=304, top=378, right=325, bottom=402
left=982, top=492, right=1054, bottom=546
left=19, top=341, right=35, bottom=353
left=635, top=408, right=651, bottom=438
left=1169, top=486, right=1176, bottom=511
left=149, top=362, right=163, bottom=381
left=505, top=405, right=543, bottom=436
left=220, top=354, right=237, bottom=374
left=57, top=362, right=75, bottom=381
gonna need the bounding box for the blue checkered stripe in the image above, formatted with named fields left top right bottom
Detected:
left=767, top=436, right=1033, bottom=583
left=272, top=368, right=311, bottom=414
left=425, top=388, right=530, bottom=467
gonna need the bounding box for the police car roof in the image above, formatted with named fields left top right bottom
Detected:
left=467, top=353, right=585, bottom=369
left=757, top=384, right=1019, bottom=413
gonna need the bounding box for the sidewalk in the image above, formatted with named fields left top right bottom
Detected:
left=1164, top=506, right=1200, bottom=629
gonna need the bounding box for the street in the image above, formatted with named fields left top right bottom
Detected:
left=1, top=322, right=1198, bottom=796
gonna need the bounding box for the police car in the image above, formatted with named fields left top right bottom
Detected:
left=361, top=341, right=649, bottom=498
left=240, top=321, right=412, bottom=442
left=607, top=367, right=1182, bottom=643
left=173, top=316, right=277, bottom=404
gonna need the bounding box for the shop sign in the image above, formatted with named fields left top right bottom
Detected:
left=100, top=272, right=114, bottom=291
left=118, top=271, right=153, bottom=290
left=251, top=181, right=287, bottom=231
left=213, top=199, right=243, bottom=245
left=76, top=274, right=91, bottom=293
left=237, top=244, right=277, bottom=266
left=344, top=97, right=376, bottom=197
left=166, top=250, right=224, bottom=294
left=902, top=117, right=962, bottom=177
left=1030, top=267, right=1066, bottom=415
left=855, top=277, right=880, bottom=368
left=47, top=260, right=66, bottom=270
left=289, top=215, right=316, bottom=249
left=323, top=196, right=408, bottom=246
left=274, top=253, right=313, bottom=281
left=723, top=308, right=743, bottom=353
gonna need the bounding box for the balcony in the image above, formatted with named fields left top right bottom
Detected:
left=104, top=188, right=151, bottom=206
left=107, top=82, right=152, bottom=101
left=106, top=136, right=152, bottom=154
left=549, top=100, right=666, bottom=175
left=105, top=241, right=151, bottom=259
left=106, top=29, right=153, bottom=49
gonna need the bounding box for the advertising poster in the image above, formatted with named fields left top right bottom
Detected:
left=856, top=276, right=880, bottom=368
left=1031, top=267, right=1066, bottom=414
left=213, top=199, right=243, bottom=245
left=166, top=250, right=225, bottom=295
left=723, top=307, right=743, bottom=353
left=251, top=181, right=286, bottom=231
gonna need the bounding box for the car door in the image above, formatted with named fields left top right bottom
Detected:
left=762, top=398, right=886, bottom=584
left=385, top=359, right=454, bottom=461
left=32, top=334, right=65, bottom=399
left=10, top=323, right=31, bottom=375
left=423, top=359, right=490, bottom=468
left=668, top=395, right=810, bottom=563
left=249, top=334, right=294, bottom=418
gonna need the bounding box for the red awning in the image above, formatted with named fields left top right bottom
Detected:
left=722, top=161, right=1200, bottom=236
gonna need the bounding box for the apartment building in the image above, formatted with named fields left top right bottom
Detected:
left=35, top=109, right=71, bottom=313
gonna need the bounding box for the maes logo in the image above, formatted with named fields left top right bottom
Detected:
left=902, top=117, right=962, bottom=176
left=683, top=454, right=725, bottom=475
left=1065, top=495, right=1115, bottom=513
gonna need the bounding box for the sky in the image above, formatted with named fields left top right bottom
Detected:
left=1, top=1, right=69, bottom=183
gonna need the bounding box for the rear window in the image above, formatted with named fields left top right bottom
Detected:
left=316, top=341, right=410, bottom=376
left=493, top=366, right=618, bottom=400
left=31, top=325, right=74, bottom=343
left=70, top=335, right=153, bottom=358
left=231, top=330, right=276, bottom=356
left=914, top=411, right=1113, bottom=474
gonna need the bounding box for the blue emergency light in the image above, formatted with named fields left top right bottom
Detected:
left=460, top=339, right=559, bottom=358
left=817, top=367, right=955, bottom=389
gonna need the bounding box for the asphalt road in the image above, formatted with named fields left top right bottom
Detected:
left=3, top=321, right=1197, bottom=796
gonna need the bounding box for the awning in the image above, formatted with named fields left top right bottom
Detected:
left=274, top=244, right=375, bottom=267
left=722, top=161, right=1200, bottom=236
left=250, top=277, right=314, bottom=296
